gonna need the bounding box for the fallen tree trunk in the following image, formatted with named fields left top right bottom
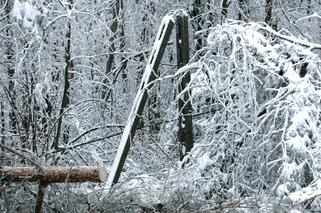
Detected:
left=0, top=166, right=108, bottom=183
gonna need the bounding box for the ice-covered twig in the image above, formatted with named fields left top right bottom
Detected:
left=295, top=12, right=321, bottom=23
left=256, top=24, right=321, bottom=50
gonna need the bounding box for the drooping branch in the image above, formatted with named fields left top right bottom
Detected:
left=0, top=166, right=108, bottom=183
left=225, top=21, right=321, bottom=50
left=256, top=24, right=321, bottom=50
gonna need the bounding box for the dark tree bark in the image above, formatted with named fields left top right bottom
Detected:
left=101, top=0, right=121, bottom=100
left=119, top=0, right=128, bottom=81
left=307, top=0, right=312, bottom=14
left=35, top=182, right=47, bottom=213
left=53, top=1, right=74, bottom=150
left=3, top=0, right=17, bottom=135
left=136, top=1, right=159, bottom=133
left=176, top=15, right=194, bottom=160
left=190, top=0, right=203, bottom=52
left=238, top=0, right=249, bottom=21
left=221, top=0, right=231, bottom=20
left=0, top=102, right=4, bottom=148
left=265, top=0, right=277, bottom=30
left=137, top=1, right=155, bottom=78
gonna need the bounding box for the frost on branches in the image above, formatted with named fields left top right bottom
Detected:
left=176, top=21, right=321, bottom=204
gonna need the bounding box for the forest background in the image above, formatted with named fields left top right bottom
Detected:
left=1, top=0, right=321, bottom=212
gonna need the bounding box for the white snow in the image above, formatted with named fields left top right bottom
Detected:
left=121, top=175, right=166, bottom=205
left=277, top=183, right=289, bottom=196
left=284, top=62, right=301, bottom=83
left=197, top=153, right=214, bottom=170
left=288, top=180, right=321, bottom=203
left=281, top=161, right=298, bottom=180
left=91, top=148, right=104, bottom=167
left=11, top=0, right=40, bottom=29
left=290, top=210, right=302, bottom=213
left=11, top=0, right=22, bottom=20
left=34, top=83, right=46, bottom=108
left=285, top=136, right=308, bottom=153
left=34, top=73, right=50, bottom=109
left=292, top=110, right=311, bottom=129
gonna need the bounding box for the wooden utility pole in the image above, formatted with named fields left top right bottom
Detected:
left=107, top=12, right=194, bottom=186
left=176, top=14, right=194, bottom=160
left=107, top=16, right=175, bottom=187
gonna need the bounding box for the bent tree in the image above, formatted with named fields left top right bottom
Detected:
left=176, top=21, right=321, bottom=204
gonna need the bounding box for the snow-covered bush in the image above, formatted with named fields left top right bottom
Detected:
left=176, top=21, right=321, bottom=203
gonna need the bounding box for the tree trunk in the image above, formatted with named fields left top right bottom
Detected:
left=34, top=182, right=47, bottom=213
left=265, top=0, right=277, bottom=30
left=119, top=0, right=127, bottom=81
left=101, top=0, right=121, bottom=100
left=238, top=0, right=249, bottom=21
left=221, top=0, right=230, bottom=20
left=3, top=0, right=17, bottom=135
left=137, top=1, right=158, bottom=133
left=53, top=1, right=74, bottom=150
left=191, top=0, right=203, bottom=52
left=0, top=102, right=4, bottom=149
left=0, top=166, right=108, bottom=183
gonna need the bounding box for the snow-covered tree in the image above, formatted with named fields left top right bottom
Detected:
left=170, top=20, right=321, bottom=210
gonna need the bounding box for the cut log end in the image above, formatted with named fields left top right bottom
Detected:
left=98, top=167, right=108, bottom=182
left=0, top=166, right=108, bottom=184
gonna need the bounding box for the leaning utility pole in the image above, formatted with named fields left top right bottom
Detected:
left=107, top=12, right=194, bottom=187
left=107, top=15, right=175, bottom=187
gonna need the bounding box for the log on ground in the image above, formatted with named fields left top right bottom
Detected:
left=0, top=166, right=108, bottom=183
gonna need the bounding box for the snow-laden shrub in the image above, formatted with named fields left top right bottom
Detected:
left=176, top=21, right=321, bottom=201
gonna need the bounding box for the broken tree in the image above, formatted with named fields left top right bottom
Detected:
left=0, top=166, right=108, bottom=213
left=0, top=166, right=108, bottom=183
